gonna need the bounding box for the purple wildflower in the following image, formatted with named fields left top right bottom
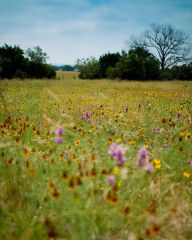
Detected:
left=109, top=143, right=126, bottom=166
left=109, top=143, right=120, bottom=157
left=114, top=151, right=126, bottom=166
left=136, top=147, right=149, bottom=167
left=163, top=143, right=169, bottom=148
left=187, top=159, right=191, bottom=164
left=144, top=163, right=153, bottom=174
left=55, top=126, right=63, bottom=136
left=81, top=111, right=89, bottom=120
left=55, top=136, right=63, bottom=144
left=176, top=113, right=181, bottom=120
left=125, top=107, right=128, bottom=113
left=36, top=121, right=40, bottom=126
left=65, top=152, right=70, bottom=159
left=153, top=128, right=160, bottom=134
left=138, top=103, right=141, bottom=109
left=107, top=175, right=115, bottom=185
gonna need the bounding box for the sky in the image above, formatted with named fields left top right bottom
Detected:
left=0, top=0, right=192, bottom=65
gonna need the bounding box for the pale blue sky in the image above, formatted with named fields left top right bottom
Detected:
left=0, top=0, right=192, bottom=65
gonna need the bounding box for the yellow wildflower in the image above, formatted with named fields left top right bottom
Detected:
left=183, top=172, right=190, bottom=178
left=113, top=167, right=119, bottom=175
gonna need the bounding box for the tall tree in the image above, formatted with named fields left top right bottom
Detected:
left=106, top=47, right=160, bottom=80
left=0, top=44, right=26, bottom=78
left=99, top=52, right=121, bottom=78
left=75, top=57, right=100, bottom=79
left=25, top=46, right=48, bottom=64
left=131, top=23, right=192, bottom=71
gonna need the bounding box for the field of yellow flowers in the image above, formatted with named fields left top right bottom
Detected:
left=0, top=77, right=192, bottom=240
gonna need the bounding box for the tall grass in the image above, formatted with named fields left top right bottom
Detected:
left=0, top=79, right=191, bottom=240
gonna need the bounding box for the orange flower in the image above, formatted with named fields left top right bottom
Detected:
left=75, top=140, right=80, bottom=146
left=22, top=149, right=30, bottom=157
left=183, top=172, right=190, bottom=178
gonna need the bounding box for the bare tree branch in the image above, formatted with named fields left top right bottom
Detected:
left=129, top=23, right=192, bottom=70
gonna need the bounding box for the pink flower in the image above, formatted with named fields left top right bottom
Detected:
left=109, top=143, right=126, bottom=166
left=107, top=175, right=115, bottom=185
left=136, top=147, right=149, bottom=167
left=65, top=152, right=70, bottom=159
left=144, top=164, right=153, bottom=174
left=113, top=151, right=126, bottom=166
left=55, top=126, right=63, bottom=136
left=187, top=159, right=192, bottom=164
left=55, top=136, right=63, bottom=144
left=163, top=143, right=169, bottom=148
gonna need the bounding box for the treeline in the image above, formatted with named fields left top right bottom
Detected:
left=0, top=44, right=56, bottom=79
left=76, top=23, right=192, bottom=80
left=53, top=65, right=75, bottom=71
left=75, top=47, right=192, bottom=80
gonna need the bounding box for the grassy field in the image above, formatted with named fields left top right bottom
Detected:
left=0, top=75, right=192, bottom=240
left=56, top=71, right=80, bottom=80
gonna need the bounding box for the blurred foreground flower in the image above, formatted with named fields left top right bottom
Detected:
left=144, top=163, right=154, bottom=173
left=107, top=175, right=115, bottom=185
left=136, top=147, right=153, bottom=173
left=109, top=143, right=126, bottom=166
left=55, top=126, right=63, bottom=143
left=55, top=126, right=63, bottom=136
left=55, top=137, right=63, bottom=144
left=136, top=147, right=148, bottom=167
left=187, top=159, right=191, bottom=164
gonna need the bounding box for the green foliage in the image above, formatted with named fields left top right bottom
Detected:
left=99, top=52, right=121, bottom=78
left=105, top=66, right=119, bottom=79
left=0, top=44, right=56, bottom=79
left=75, top=57, right=100, bottom=79
left=171, top=63, right=192, bottom=80
left=106, top=47, right=160, bottom=80
left=0, top=44, right=27, bottom=79
left=0, top=79, right=192, bottom=239
left=25, top=46, right=48, bottom=64
left=61, top=65, right=75, bottom=71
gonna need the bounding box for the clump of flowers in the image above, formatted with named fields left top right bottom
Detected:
left=55, top=126, right=63, bottom=143
left=136, top=147, right=153, bottom=173
left=107, top=175, right=115, bottom=185
left=109, top=143, right=126, bottom=166
left=163, top=143, right=169, bottom=148
left=81, top=111, right=90, bottom=122
left=176, top=113, right=182, bottom=120
left=187, top=159, right=191, bottom=164
left=153, top=128, right=160, bottom=134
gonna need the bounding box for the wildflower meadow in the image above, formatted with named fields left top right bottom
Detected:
left=0, top=76, right=192, bottom=240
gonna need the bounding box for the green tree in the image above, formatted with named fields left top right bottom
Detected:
left=75, top=57, right=100, bottom=79
left=171, top=62, right=192, bottom=80
left=99, top=52, right=121, bottom=78
left=25, top=46, right=48, bottom=64
left=0, top=44, right=27, bottom=79
left=106, top=47, right=160, bottom=80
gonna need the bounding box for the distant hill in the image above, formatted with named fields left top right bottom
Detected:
left=53, top=65, right=75, bottom=71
